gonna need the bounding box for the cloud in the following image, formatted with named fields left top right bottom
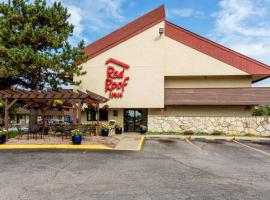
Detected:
left=210, top=0, right=270, bottom=65
left=48, top=0, right=126, bottom=44
left=169, top=8, right=205, bottom=18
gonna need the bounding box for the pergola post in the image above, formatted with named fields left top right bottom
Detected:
left=96, top=102, right=100, bottom=125
left=78, top=99, right=82, bottom=127
left=4, top=98, right=18, bottom=138
left=96, top=102, right=100, bottom=135
left=4, top=99, right=8, bottom=132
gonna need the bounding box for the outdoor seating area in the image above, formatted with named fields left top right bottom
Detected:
left=5, top=124, right=120, bottom=148
left=0, top=88, right=116, bottom=146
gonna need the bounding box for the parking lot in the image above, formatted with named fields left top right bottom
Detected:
left=0, top=138, right=269, bottom=200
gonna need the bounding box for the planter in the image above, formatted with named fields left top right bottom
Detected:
left=140, top=127, right=147, bottom=134
left=115, top=127, right=122, bottom=134
left=101, top=128, right=109, bottom=137
left=0, top=134, right=7, bottom=144
left=72, top=135, right=82, bottom=145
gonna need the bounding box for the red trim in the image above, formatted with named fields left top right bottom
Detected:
left=165, top=21, right=270, bottom=75
left=84, top=5, right=165, bottom=60
left=105, top=58, right=130, bottom=69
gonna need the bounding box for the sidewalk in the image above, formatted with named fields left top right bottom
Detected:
left=114, top=133, right=145, bottom=151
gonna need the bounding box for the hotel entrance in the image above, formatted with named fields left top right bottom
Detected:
left=124, top=109, right=148, bottom=132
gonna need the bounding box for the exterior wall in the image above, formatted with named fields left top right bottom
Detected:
left=108, top=109, right=124, bottom=126
left=77, top=20, right=253, bottom=118
left=164, top=76, right=252, bottom=88
left=76, top=22, right=165, bottom=109
left=148, top=116, right=270, bottom=136
left=81, top=109, right=124, bottom=126
left=164, top=37, right=249, bottom=76
left=149, top=105, right=252, bottom=117
left=81, top=111, right=108, bottom=125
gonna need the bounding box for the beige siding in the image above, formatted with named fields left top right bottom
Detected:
left=165, top=76, right=252, bottom=88
left=164, top=37, right=248, bottom=76
left=76, top=22, right=165, bottom=109
left=149, top=105, right=252, bottom=116
left=108, top=109, right=124, bottom=126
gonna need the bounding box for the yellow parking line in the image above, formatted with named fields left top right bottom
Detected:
left=183, top=136, right=201, bottom=151
left=232, top=140, right=270, bottom=157
left=136, top=136, right=145, bottom=151
left=0, top=144, right=112, bottom=150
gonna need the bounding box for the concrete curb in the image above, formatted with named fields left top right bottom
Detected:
left=0, top=144, right=113, bottom=150
left=0, top=136, right=146, bottom=151
left=145, top=135, right=270, bottom=141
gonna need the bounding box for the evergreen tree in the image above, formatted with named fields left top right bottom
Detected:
left=0, top=0, right=87, bottom=90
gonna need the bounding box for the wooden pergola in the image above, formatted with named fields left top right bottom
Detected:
left=0, top=89, right=109, bottom=134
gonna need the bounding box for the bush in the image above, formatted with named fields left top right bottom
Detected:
left=252, top=106, right=270, bottom=116
left=146, top=132, right=183, bottom=135
left=211, top=130, right=225, bottom=136
left=194, top=131, right=209, bottom=136
left=7, top=131, right=18, bottom=139
left=244, top=133, right=256, bottom=137
left=183, top=130, right=194, bottom=135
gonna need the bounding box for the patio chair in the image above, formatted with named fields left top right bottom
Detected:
left=80, top=125, right=90, bottom=140
left=39, top=126, right=49, bottom=139
left=28, top=125, right=40, bottom=140
left=88, top=124, right=97, bottom=136
left=16, top=125, right=25, bottom=140
left=62, top=125, right=72, bottom=140
left=54, top=125, right=64, bottom=137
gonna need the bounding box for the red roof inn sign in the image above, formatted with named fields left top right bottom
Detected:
left=105, top=58, right=130, bottom=98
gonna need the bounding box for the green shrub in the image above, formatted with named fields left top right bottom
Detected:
left=183, top=130, right=194, bottom=135
left=7, top=131, right=18, bottom=139
left=211, top=130, right=225, bottom=136
left=251, top=106, right=270, bottom=116
left=244, top=133, right=256, bottom=137
left=146, top=131, right=183, bottom=135
left=194, top=131, right=209, bottom=136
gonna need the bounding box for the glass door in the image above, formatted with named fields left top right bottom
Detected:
left=124, top=109, right=147, bottom=132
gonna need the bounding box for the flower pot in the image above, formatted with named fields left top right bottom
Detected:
left=72, top=135, right=82, bottom=145
left=0, top=134, right=7, bottom=144
left=140, top=127, right=147, bottom=134
left=115, top=127, right=122, bottom=134
left=101, top=128, right=109, bottom=137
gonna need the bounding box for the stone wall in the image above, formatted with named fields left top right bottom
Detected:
left=148, top=115, right=270, bottom=136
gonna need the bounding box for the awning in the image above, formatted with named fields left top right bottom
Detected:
left=165, top=88, right=270, bottom=106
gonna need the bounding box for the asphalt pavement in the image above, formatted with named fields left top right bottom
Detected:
left=0, top=138, right=269, bottom=200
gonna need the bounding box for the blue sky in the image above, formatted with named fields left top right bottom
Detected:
left=2, top=0, right=270, bottom=86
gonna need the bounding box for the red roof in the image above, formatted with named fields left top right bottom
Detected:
left=105, top=58, right=130, bottom=69
left=165, top=21, right=270, bottom=76
left=84, top=5, right=165, bottom=59
left=83, top=5, right=270, bottom=79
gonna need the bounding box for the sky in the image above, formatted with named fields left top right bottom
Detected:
left=2, top=0, right=270, bottom=86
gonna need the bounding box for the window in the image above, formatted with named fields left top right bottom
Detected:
left=87, top=109, right=97, bottom=121
left=87, top=109, right=108, bottom=121
left=99, top=109, right=108, bottom=121
left=113, top=110, right=118, bottom=117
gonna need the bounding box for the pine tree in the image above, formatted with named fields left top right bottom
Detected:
left=0, top=0, right=87, bottom=90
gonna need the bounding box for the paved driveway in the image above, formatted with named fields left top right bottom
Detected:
left=0, top=139, right=269, bottom=200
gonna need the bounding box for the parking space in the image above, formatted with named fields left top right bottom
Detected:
left=0, top=139, right=269, bottom=200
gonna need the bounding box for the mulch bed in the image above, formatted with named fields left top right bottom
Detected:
left=6, top=135, right=120, bottom=148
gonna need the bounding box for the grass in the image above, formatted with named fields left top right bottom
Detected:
left=147, top=131, right=183, bottom=135
left=146, top=131, right=262, bottom=137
